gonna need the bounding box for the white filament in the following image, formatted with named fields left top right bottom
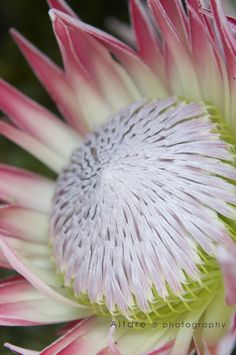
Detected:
left=50, top=97, right=236, bottom=314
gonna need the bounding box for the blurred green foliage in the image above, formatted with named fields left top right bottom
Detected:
left=0, top=0, right=236, bottom=354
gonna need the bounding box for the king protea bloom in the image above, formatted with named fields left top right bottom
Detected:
left=0, top=0, right=236, bottom=354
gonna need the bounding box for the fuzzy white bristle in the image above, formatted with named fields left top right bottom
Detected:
left=50, top=97, right=236, bottom=314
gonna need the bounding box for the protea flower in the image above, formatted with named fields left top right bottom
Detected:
left=0, top=0, right=236, bottom=354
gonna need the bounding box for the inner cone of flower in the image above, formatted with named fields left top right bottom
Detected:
left=50, top=96, right=236, bottom=320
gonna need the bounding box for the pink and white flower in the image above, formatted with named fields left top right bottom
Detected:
left=0, top=0, right=236, bottom=354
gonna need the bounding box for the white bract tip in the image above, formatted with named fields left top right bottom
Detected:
left=48, top=9, right=56, bottom=21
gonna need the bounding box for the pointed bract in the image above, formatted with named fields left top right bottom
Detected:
left=48, top=0, right=78, bottom=18
left=0, top=238, right=92, bottom=310
left=129, top=0, right=165, bottom=82
left=0, top=206, right=49, bottom=244
left=0, top=78, right=81, bottom=158
left=217, top=245, right=236, bottom=306
left=0, top=165, right=54, bottom=213
left=49, top=9, right=168, bottom=99
left=10, top=29, right=89, bottom=135
left=0, top=121, right=65, bottom=173
left=0, top=276, right=91, bottom=325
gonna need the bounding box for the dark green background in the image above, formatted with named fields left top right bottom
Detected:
left=0, top=0, right=235, bottom=354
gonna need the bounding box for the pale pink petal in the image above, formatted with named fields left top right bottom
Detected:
left=1, top=231, right=59, bottom=274
left=193, top=291, right=233, bottom=354
left=62, top=21, right=140, bottom=111
left=7, top=316, right=204, bottom=354
left=209, top=0, right=236, bottom=132
left=1, top=235, right=51, bottom=270
left=50, top=2, right=141, bottom=111
left=0, top=276, right=92, bottom=326
left=47, top=0, right=78, bottom=18
left=129, top=0, right=165, bottom=82
left=194, top=312, right=236, bottom=355
left=0, top=236, right=58, bottom=284
left=96, top=348, right=117, bottom=355
left=10, top=29, right=89, bottom=135
left=51, top=13, right=113, bottom=127
left=50, top=11, right=139, bottom=126
left=187, top=0, right=223, bottom=71
left=210, top=0, right=236, bottom=66
left=39, top=317, right=178, bottom=355
left=49, top=9, right=167, bottom=99
left=146, top=340, right=174, bottom=354
left=186, top=1, right=227, bottom=116
left=216, top=245, right=236, bottom=306
left=56, top=320, right=83, bottom=336
left=196, top=2, right=234, bottom=127
left=204, top=313, right=236, bottom=355
left=0, top=165, right=54, bottom=213
left=0, top=79, right=80, bottom=158
left=148, top=0, right=201, bottom=99
left=0, top=206, right=48, bottom=244
left=158, top=0, right=188, bottom=43
left=0, top=122, right=65, bottom=173
left=0, top=238, right=84, bottom=308
left=4, top=343, right=38, bottom=355
left=40, top=318, right=102, bottom=355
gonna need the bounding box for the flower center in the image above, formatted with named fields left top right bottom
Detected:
left=50, top=97, right=236, bottom=321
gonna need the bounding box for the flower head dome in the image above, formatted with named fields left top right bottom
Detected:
left=0, top=1, right=236, bottom=354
